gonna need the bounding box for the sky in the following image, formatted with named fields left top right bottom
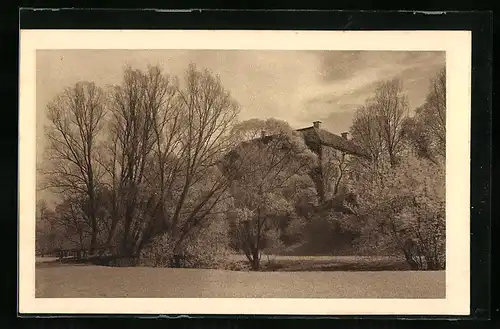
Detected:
left=36, top=49, right=445, bottom=202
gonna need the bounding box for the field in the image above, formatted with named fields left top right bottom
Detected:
left=35, top=255, right=445, bottom=298
left=226, top=254, right=413, bottom=271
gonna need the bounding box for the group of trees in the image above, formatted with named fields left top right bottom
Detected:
left=37, top=63, right=446, bottom=271
left=39, top=64, right=240, bottom=261
left=348, top=69, right=446, bottom=270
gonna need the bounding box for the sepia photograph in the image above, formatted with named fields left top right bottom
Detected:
left=19, top=30, right=471, bottom=315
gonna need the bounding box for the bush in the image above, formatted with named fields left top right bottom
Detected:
left=140, top=234, right=175, bottom=267
left=182, top=230, right=231, bottom=269
left=352, top=154, right=446, bottom=270
left=140, top=216, right=231, bottom=269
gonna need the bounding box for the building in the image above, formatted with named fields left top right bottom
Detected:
left=296, top=120, right=369, bottom=159
left=223, top=120, right=370, bottom=205
left=295, top=121, right=370, bottom=203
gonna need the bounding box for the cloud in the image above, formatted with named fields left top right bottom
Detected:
left=294, top=51, right=446, bottom=131
left=36, top=49, right=445, bottom=155
left=317, top=51, right=444, bottom=83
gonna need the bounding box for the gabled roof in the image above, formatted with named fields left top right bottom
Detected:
left=296, top=126, right=370, bottom=159
left=225, top=126, right=371, bottom=162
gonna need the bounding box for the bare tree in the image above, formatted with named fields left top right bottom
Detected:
left=398, top=68, right=446, bottom=164
left=104, top=65, right=166, bottom=255
left=52, top=196, right=91, bottom=250
left=373, top=79, right=410, bottom=166
left=167, top=64, right=239, bottom=253
left=131, top=68, right=185, bottom=254
left=105, top=64, right=240, bottom=258
left=415, top=67, right=446, bottom=158
left=350, top=104, right=385, bottom=165
left=44, top=82, right=107, bottom=254
left=347, top=75, right=445, bottom=270
left=351, top=78, right=409, bottom=168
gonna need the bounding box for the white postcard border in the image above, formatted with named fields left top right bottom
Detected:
left=19, top=29, right=471, bottom=315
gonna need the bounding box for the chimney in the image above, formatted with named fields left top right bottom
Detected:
left=313, top=121, right=322, bottom=129
left=261, top=130, right=267, bottom=138
left=341, top=132, right=349, bottom=139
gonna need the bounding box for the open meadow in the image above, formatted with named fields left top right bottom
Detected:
left=35, top=255, right=445, bottom=298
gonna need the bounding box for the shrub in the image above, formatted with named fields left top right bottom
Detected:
left=352, top=154, right=446, bottom=270
left=140, top=215, right=231, bottom=269
left=140, top=234, right=175, bottom=267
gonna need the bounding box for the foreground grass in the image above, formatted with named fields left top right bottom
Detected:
left=36, top=265, right=445, bottom=298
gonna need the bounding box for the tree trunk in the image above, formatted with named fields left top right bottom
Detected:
left=86, top=192, right=98, bottom=255
left=120, top=200, right=135, bottom=256
left=106, top=199, right=119, bottom=248
left=250, top=245, right=261, bottom=271
left=90, top=221, right=98, bottom=255
left=170, top=241, right=185, bottom=268
left=78, top=231, right=85, bottom=251
left=403, top=250, right=420, bottom=270
left=313, top=169, right=326, bottom=204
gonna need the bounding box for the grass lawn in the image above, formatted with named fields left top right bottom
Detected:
left=226, top=254, right=414, bottom=271
left=35, top=264, right=445, bottom=299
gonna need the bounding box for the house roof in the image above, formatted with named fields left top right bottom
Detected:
left=225, top=126, right=371, bottom=162
left=296, top=126, right=370, bottom=159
